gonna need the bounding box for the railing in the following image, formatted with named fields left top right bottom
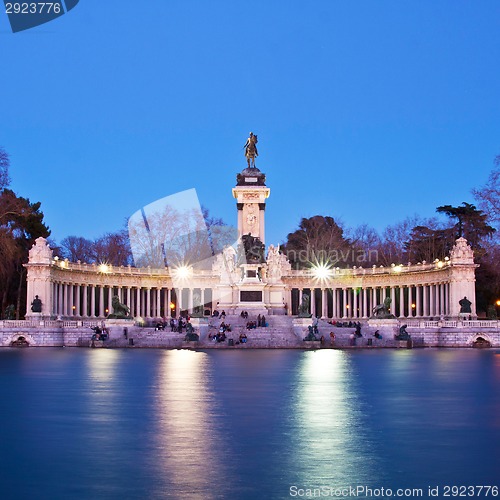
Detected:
left=406, top=320, right=500, bottom=329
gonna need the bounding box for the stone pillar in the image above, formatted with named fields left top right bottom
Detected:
left=342, top=289, right=347, bottom=318
left=429, top=284, right=435, bottom=317
left=107, top=286, right=113, bottom=316
left=188, top=288, right=193, bottom=315
left=166, top=288, right=171, bottom=317
left=127, top=287, right=131, bottom=311
left=311, top=288, right=316, bottom=317
left=75, top=285, right=80, bottom=317
left=416, top=285, right=421, bottom=318
left=90, top=285, right=96, bottom=317
left=66, top=284, right=72, bottom=317
left=407, top=285, right=413, bottom=317
left=390, top=287, right=396, bottom=316
left=399, top=286, right=405, bottom=318
left=58, top=283, right=63, bottom=317
left=423, top=285, right=429, bottom=317
left=362, top=288, right=368, bottom=318
left=146, top=288, right=151, bottom=318
left=82, top=285, right=88, bottom=318
left=298, top=289, right=303, bottom=311
left=353, top=288, right=358, bottom=318
left=99, top=286, right=104, bottom=317
left=137, top=288, right=142, bottom=317
left=157, top=288, right=162, bottom=318
left=322, top=289, right=327, bottom=318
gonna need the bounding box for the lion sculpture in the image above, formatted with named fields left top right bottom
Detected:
left=109, top=295, right=130, bottom=319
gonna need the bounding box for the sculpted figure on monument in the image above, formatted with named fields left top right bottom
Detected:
left=223, top=245, right=237, bottom=273
left=371, top=296, right=395, bottom=319
left=459, top=296, right=472, bottom=314
left=395, top=324, right=411, bottom=341
left=244, top=132, right=258, bottom=168
left=298, top=294, right=312, bottom=318
left=31, top=295, right=42, bottom=313
left=109, top=295, right=130, bottom=319
left=240, top=233, right=265, bottom=264
left=266, top=244, right=282, bottom=279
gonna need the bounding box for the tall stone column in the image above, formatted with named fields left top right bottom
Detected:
left=99, top=286, right=105, bottom=318
left=390, top=287, right=396, bottom=316
left=407, top=285, right=413, bottom=317
left=399, top=286, right=405, bottom=318
left=127, top=287, right=131, bottom=310
left=416, top=285, right=421, bottom=317
left=342, top=289, right=347, bottom=318
left=58, top=283, right=63, bottom=316
left=311, top=289, right=316, bottom=317
left=82, top=285, right=88, bottom=318
left=146, top=288, right=151, bottom=318
left=157, top=288, right=162, bottom=318
left=75, top=285, right=81, bottom=317
left=322, top=289, right=327, bottom=318
left=107, top=286, right=113, bottom=316
left=90, top=285, right=96, bottom=317
left=362, top=288, right=368, bottom=318
left=353, top=288, right=358, bottom=318
left=137, top=288, right=142, bottom=317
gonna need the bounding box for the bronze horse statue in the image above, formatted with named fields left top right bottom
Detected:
left=244, top=132, right=258, bottom=168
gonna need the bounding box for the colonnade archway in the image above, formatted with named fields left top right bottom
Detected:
left=288, top=283, right=451, bottom=319
left=50, top=282, right=215, bottom=319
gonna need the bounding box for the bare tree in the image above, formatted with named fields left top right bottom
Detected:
left=472, top=156, right=500, bottom=226
left=0, top=146, right=10, bottom=190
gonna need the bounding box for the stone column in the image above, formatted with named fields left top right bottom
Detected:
left=362, top=288, right=368, bottom=318
left=407, top=285, right=413, bottom=317
left=107, top=287, right=113, bottom=316
left=146, top=288, right=151, bottom=318
left=178, top=288, right=184, bottom=312
left=156, top=288, right=162, bottom=318
left=321, top=289, right=327, bottom=318
left=342, top=289, right=347, bottom=318
left=66, top=284, right=72, bottom=317
left=137, top=288, right=142, bottom=317
left=423, top=285, right=429, bottom=317
left=82, top=285, right=88, bottom=318
left=353, top=288, right=358, bottom=318
left=298, top=289, right=303, bottom=311
left=166, top=288, right=171, bottom=317
left=75, top=285, right=81, bottom=317
left=188, top=288, right=193, bottom=315
left=429, top=284, right=435, bottom=317
left=311, top=288, right=316, bottom=317
left=416, top=285, right=421, bottom=317
left=390, top=287, right=396, bottom=316
left=98, top=287, right=104, bottom=317
left=127, top=287, right=131, bottom=310
left=90, top=285, right=96, bottom=317
left=57, top=283, right=63, bottom=316
left=399, top=286, right=405, bottom=318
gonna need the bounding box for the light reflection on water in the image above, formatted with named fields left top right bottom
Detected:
left=0, top=348, right=498, bottom=499
left=153, top=350, right=232, bottom=499
left=290, top=350, right=377, bottom=489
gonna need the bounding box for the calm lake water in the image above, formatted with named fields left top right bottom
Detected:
left=0, top=348, right=499, bottom=500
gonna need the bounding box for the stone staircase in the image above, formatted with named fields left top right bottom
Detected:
left=316, top=318, right=404, bottom=347
left=200, top=313, right=301, bottom=348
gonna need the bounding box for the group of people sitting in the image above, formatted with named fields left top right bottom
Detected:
left=328, top=320, right=361, bottom=328
left=169, top=316, right=191, bottom=333
left=219, top=321, right=231, bottom=333
left=240, top=311, right=249, bottom=319
left=208, top=331, right=227, bottom=342
left=211, top=309, right=226, bottom=319
left=90, top=326, right=109, bottom=341
left=246, top=314, right=267, bottom=329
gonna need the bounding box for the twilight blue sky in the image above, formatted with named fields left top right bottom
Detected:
left=1, top=1, right=499, bottom=247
